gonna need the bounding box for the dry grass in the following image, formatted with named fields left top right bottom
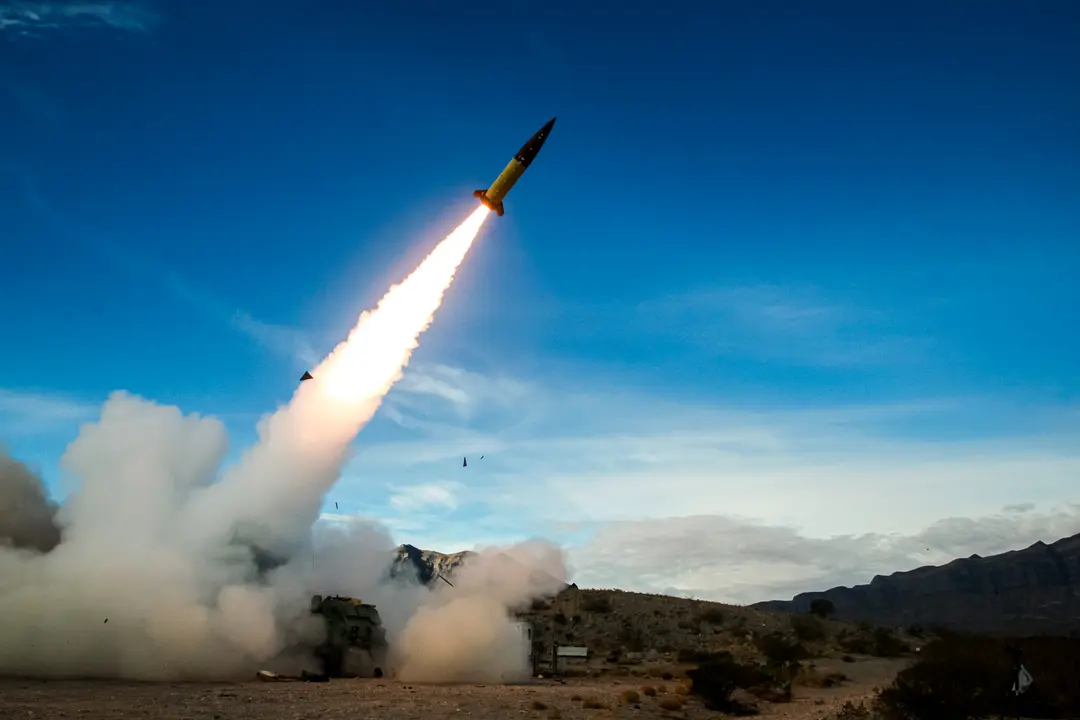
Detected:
left=641, top=685, right=657, bottom=696
left=620, top=689, right=640, bottom=704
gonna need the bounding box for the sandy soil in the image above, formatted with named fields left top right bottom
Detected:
left=0, top=659, right=908, bottom=720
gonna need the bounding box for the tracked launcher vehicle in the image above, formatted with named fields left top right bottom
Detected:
left=310, top=594, right=389, bottom=678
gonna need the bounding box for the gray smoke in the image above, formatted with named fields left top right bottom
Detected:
left=0, top=447, right=61, bottom=553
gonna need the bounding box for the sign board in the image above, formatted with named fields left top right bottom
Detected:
left=556, top=646, right=588, bottom=658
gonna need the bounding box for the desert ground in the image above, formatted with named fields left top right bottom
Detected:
left=0, top=657, right=906, bottom=720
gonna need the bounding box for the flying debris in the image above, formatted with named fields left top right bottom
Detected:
left=480, top=455, right=484, bottom=459
left=300, top=371, right=313, bottom=382
left=438, top=574, right=455, bottom=588
left=335, top=502, right=339, bottom=510
left=474, top=117, right=556, bottom=216
left=463, top=457, right=467, bottom=468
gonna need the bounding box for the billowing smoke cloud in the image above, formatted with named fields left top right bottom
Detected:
left=0, top=447, right=61, bottom=552
left=394, top=539, right=567, bottom=683
left=0, top=205, right=568, bottom=681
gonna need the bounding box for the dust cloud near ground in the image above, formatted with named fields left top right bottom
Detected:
left=0, top=395, right=566, bottom=683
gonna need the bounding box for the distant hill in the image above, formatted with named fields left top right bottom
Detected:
left=390, top=543, right=474, bottom=585
left=754, top=533, right=1080, bottom=637
left=388, top=543, right=571, bottom=594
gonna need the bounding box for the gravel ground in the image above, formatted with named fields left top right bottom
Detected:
left=0, top=659, right=907, bottom=720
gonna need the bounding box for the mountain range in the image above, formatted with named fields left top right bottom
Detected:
left=753, top=532, right=1080, bottom=636
left=393, top=532, right=1080, bottom=637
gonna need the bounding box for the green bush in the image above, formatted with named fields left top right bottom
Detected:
left=686, top=653, right=766, bottom=715
left=755, top=631, right=810, bottom=666
left=871, top=628, right=908, bottom=658
left=791, top=614, right=827, bottom=642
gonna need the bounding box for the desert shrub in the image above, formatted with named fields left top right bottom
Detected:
left=581, top=698, right=607, bottom=709
left=810, top=598, right=836, bottom=619
left=874, top=635, right=1080, bottom=719
left=791, top=614, right=827, bottom=642
left=661, top=671, right=673, bottom=680
left=642, top=685, right=657, bottom=696
left=618, top=626, right=646, bottom=652
left=553, top=612, right=567, bottom=625
left=570, top=694, right=582, bottom=701
left=755, top=631, right=810, bottom=666
left=906, top=624, right=924, bottom=638
left=583, top=594, right=613, bottom=613
left=531, top=598, right=550, bottom=611
left=657, top=697, right=683, bottom=711
left=697, top=608, right=726, bottom=625
left=841, top=654, right=855, bottom=663
left=685, top=653, right=771, bottom=714
left=677, top=648, right=714, bottom=663
left=871, top=628, right=908, bottom=658
left=620, top=690, right=640, bottom=704
left=838, top=629, right=873, bottom=654
left=548, top=709, right=561, bottom=720
left=530, top=699, right=548, bottom=710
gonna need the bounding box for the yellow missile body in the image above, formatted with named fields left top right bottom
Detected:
left=474, top=117, right=556, bottom=216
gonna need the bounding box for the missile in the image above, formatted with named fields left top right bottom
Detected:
left=474, top=117, right=556, bottom=216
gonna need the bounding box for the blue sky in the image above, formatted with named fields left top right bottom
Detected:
left=1, top=0, right=1079, bottom=602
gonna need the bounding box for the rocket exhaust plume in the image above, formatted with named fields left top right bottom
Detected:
left=0, top=204, right=551, bottom=682
left=184, top=204, right=492, bottom=559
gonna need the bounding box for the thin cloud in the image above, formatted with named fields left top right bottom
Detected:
left=388, top=481, right=462, bottom=513
left=570, top=504, right=1080, bottom=604
left=333, top=363, right=1080, bottom=601
left=231, top=311, right=319, bottom=368
left=637, top=283, right=928, bottom=367
left=0, top=1, right=160, bottom=34
left=388, top=364, right=534, bottom=423
left=0, top=388, right=97, bottom=436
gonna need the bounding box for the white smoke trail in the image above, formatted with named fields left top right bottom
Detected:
left=0, top=205, right=520, bottom=681
left=181, top=205, right=491, bottom=559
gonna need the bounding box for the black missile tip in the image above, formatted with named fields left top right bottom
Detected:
left=300, top=371, right=313, bottom=382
